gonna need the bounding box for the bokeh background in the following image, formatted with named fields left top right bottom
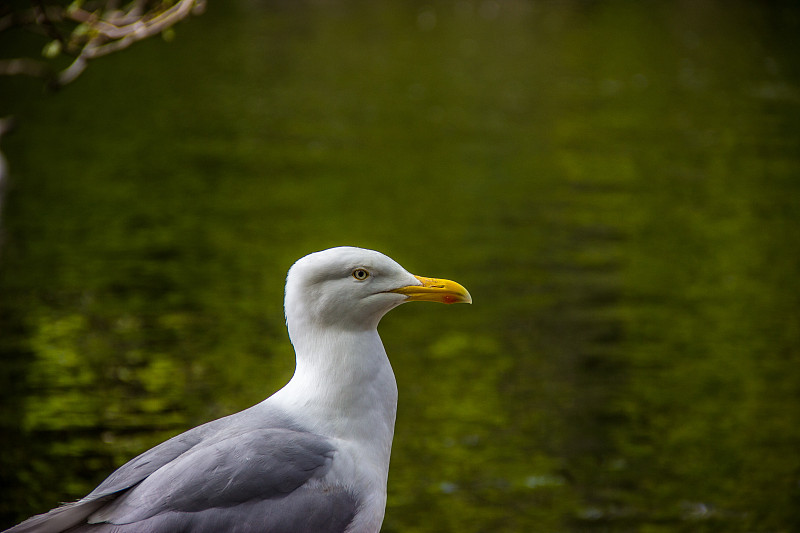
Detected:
left=2, top=1, right=800, bottom=531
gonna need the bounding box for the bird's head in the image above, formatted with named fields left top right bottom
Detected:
left=284, top=247, right=471, bottom=332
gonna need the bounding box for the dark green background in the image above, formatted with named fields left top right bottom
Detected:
left=2, top=1, right=799, bottom=531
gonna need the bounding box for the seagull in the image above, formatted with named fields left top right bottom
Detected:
left=5, top=246, right=472, bottom=533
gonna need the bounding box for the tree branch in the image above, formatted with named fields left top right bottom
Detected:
left=0, top=1, right=206, bottom=89
left=67, top=0, right=203, bottom=41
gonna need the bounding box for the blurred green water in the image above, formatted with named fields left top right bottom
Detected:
left=1, top=1, right=799, bottom=531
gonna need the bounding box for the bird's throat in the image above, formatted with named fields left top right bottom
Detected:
left=275, top=328, right=398, bottom=447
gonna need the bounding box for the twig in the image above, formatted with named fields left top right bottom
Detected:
left=0, top=58, right=53, bottom=79
left=68, top=0, right=200, bottom=41
left=56, top=56, right=88, bottom=87
left=55, top=0, right=205, bottom=88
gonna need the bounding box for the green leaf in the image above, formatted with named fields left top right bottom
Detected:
left=42, top=40, right=62, bottom=59
left=66, top=0, right=85, bottom=16
left=72, top=23, right=90, bottom=38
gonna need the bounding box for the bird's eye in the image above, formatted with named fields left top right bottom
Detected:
left=352, top=268, right=370, bottom=281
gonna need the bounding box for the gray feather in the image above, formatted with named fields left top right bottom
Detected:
left=65, top=486, right=358, bottom=533
left=1, top=501, right=109, bottom=533
left=4, top=406, right=357, bottom=533
left=90, top=428, right=336, bottom=523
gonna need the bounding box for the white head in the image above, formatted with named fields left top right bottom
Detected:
left=284, top=247, right=471, bottom=334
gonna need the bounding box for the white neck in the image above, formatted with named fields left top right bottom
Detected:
left=267, top=324, right=398, bottom=475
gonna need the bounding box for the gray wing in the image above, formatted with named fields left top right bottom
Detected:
left=68, top=428, right=358, bottom=533
left=68, top=488, right=358, bottom=533
left=5, top=411, right=358, bottom=533
left=86, top=427, right=343, bottom=522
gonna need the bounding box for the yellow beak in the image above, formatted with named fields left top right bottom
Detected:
left=391, top=275, right=472, bottom=305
